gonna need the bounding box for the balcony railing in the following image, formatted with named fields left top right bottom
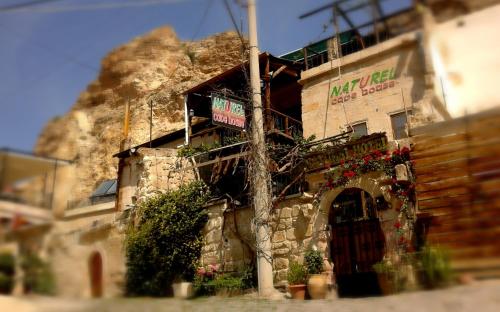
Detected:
left=267, top=108, right=303, bottom=139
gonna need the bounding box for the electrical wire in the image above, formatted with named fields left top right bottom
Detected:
left=223, top=0, right=247, bottom=50
left=0, top=0, right=64, bottom=12
left=190, top=0, right=214, bottom=40
left=0, top=0, right=186, bottom=14
left=0, top=22, right=98, bottom=99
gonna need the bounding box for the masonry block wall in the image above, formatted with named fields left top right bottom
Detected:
left=300, top=32, right=447, bottom=142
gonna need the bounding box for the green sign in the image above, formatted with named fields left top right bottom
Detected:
left=305, top=133, right=388, bottom=172
left=211, top=95, right=246, bottom=130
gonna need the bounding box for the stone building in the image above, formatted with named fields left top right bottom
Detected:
left=0, top=149, right=69, bottom=294
left=112, top=30, right=444, bottom=296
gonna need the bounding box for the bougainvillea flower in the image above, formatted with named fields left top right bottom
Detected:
left=363, top=155, right=372, bottom=164
left=343, top=170, right=356, bottom=178
left=197, top=267, right=206, bottom=276
left=392, top=149, right=401, bottom=156
left=208, top=263, right=219, bottom=272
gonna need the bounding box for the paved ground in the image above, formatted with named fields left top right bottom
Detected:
left=1, top=280, right=500, bottom=312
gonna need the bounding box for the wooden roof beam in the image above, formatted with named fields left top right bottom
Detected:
left=334, top=3, right=365, bottom=48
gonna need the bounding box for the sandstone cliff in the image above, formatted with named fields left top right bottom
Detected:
left=35, top=26, right=245, bottom=199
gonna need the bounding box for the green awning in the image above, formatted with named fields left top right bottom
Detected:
left=280, top=31, right=356, bottom=62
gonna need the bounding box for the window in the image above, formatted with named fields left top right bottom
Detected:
left=351, top=122, right=368, bottom=137
left=391, top=111, right=411, bottom=140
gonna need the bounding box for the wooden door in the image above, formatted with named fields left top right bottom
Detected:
left=331, top=219, right=385, bottom=276
left=89, top=252, right=103, bottom=298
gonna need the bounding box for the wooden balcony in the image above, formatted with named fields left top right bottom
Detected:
left=266, top=108, right=303, bottom=140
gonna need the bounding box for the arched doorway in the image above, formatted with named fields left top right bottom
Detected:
left=329, top=188, right=385, bottom=297
left=88, top=252, right=103, bottom=298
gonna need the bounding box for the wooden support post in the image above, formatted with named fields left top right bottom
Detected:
left=371, top=0, right=380, bottom=44
left=332, top=6, right=342, bottom=59
left=120, top=99, right=130, bottom=151
left=303, top=47, right=308, bottom=70
left=284, top=116, right=289, bottom=136
left=149, top=99, right=153, bottom=148
left=264, top=55, right=272, bottom=132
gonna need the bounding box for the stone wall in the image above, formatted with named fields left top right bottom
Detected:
left=199, top=168, right=414, bottom=288
left=117, top=147, right=197, bottom=211
left=270, top=197, right=320, bottom=286
left=200, top=200, right=255, bottom=273
left=269, top=170, right=414, bottom=286
left=135, top=148, right=196, bottom=202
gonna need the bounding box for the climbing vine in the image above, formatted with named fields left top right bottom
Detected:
left=314, top=146, right=415, bottom=250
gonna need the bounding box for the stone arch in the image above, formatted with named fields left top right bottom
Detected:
left=318, top=173, right=389, bottom=218
left=308, top=173, right=391, bottom=268
left=314, top=174, right=390, bottom=297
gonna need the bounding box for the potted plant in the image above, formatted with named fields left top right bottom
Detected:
left=305, top=249, right=327, bottom=299
left=373, top=259, right=397, bottom=295
left=417, top=246, right=452, bottom=289
left=287, top=261, right=307, bottom=300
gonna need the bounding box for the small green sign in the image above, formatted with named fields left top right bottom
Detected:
left=211, top=95, right=246, bottom=130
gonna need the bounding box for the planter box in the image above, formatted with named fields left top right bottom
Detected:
left=172, top=282, right=194, bottom=299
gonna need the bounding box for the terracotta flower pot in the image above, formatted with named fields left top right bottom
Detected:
left=307, top=274, right=328, bottom=299
left=288, top=284, right=306, bottom=300
left=377, top=273, right=395, bottom=295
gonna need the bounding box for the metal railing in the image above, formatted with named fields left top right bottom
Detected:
left=66, top=194, right=116, bottom=211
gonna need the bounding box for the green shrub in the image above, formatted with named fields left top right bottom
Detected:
left=213, top=275, right=244, bottom=293
left=304, top=249, right=323, bottom=275
left=287, top=261, right=307, bottom=285
left=373, top=259, right=396, bottom=274
left=125, top=181, right=210, bottom=296
left=21, top=254, right=55, bottom=295
left=419, top=246, right=452, bottom=289
left=0, top=272, right=14, bottom=294
left=0, top=252, right=15, bottom=276
left=193, top=266, right=254, bottom=297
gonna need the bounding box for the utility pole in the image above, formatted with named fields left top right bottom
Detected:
left=247, top=0, right=276, bottom=297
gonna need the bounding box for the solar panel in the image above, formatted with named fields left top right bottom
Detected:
left=91, top=179, right=117, bottom=197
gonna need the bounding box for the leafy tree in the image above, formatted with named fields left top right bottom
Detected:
left=125, top=181, right=210, bottom=296
left=21, top=253, right=55, bottom=295
left=0, top=252, right=15, bottom=294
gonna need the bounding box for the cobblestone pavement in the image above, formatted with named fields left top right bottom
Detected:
left=2, top=280, right=500, bottom=312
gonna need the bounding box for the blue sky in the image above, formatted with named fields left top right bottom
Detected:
left=0, top=0, right=409, bottom=152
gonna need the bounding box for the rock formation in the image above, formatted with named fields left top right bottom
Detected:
left=34, top=26, right=245, bottom=199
